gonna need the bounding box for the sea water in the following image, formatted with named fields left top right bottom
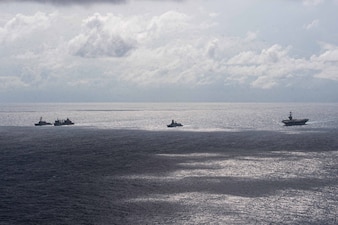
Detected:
left=1, top=103, right=338, bottom=224
left=1, top=102, right=338, bottom=131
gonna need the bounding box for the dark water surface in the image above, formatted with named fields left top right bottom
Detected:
left=1, top=127, right=338, bottom=224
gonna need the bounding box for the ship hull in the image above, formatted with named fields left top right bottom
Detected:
left=282, top=119, right=308, bottom=126
left=167, top=124, right=183, bottom=128
left=35, top=122, right=52, bottom=126
left=54, top=119, right=74, bottom=126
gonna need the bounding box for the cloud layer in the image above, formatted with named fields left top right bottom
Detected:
left=0, top=0, right=184, bottom=5
left=0, top=12, right=53, bottom=43
left=0, top=0, right=126, bottom=5
left=0, top=0, right=338, bottom=102
left=68, top=13, right=135, bottom=58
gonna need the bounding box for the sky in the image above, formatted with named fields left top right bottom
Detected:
left=1, top=0, right=338, bottom=102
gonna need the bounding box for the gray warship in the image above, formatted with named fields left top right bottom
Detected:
left=35, top=117, right=52, bottom=126
left=282, top=112, right=308, bottom=126
left=54, top=118, right=74, bottom=126
left=167, top=120, right=183, bottom=128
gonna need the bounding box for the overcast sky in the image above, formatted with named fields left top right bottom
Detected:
left=1, top=0, right=338, bottom=102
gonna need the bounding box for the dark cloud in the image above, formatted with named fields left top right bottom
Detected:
left=68, top=13, right=136, bottom=58
left=0, top=0, right=126, bottom=5
left=0, top=0, right=184, bottom=5
left=70, top=35, right=135, bottom=58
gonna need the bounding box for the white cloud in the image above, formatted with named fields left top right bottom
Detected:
left=310, top=44, right=338, bottom=80
left=68, top=11, right=190, bottom=58
left=0, top=0, right=184, bottom=5
left=245, top=31, right=258, bottom=41
left=304, top=19, right=319, bottom=30
left=1, top=1, right=338, bottom=102
left=227, top=44, right=290, bottom=66
left=68, top=13, right=136, bottom=58
left=251, top=76, right=278, bottom=89
left=145, top=10, right=190, bottom=40
left=224, top=41, right=338, bottom=89
left=0, top=76, right=28, bottom=90
left=205, top=38, right=219, bottom=58
left=225, top=45, right=313, bottom=89
left=0, top=12, right=53, bottom=43
left=66, top=10, right=338, bottom=91
left=302, top=0, right=324, bottom=6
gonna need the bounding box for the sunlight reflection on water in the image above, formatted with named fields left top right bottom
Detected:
left=123, top=151, right=338, bottom=224
left=1, top=126, right=337, bottom=224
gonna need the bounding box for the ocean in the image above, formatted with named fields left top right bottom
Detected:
left=1, top=103, right=338, bottom=224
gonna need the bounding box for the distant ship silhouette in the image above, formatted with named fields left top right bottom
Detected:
left=54, top=118, right=74, bottom=126
left=282, top=112, right=308, bottom=126
left=35, top=117, right=52, bottom=126
left=167, top=120, right=183, bottom=128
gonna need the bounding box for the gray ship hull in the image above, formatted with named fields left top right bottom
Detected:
left=282, top=119, right=308, bottom=126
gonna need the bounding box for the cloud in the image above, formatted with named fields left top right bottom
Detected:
left=302, top=0, right=324, bottom=6
left=0, top=0, right=126, bottom=5
left=0, top=12, right=53, bottom=43
left=1, top=4, right=338, bottom=102
left=0, top=76, right=27, bottom=90
left=250, top=76, right=278, bottom=89
left=225, top=44, right=312, bottom=89
left=225, top=41, right=338, bottom=89
left=304, top=19, right=319, bottom=30
left=68, top=13, right=136, bottom=58
left=68, top=11, right=190, bottom=58
left=146, top=10, right=190, bottom=39
left=245, top=31, right=258, bottom=41
left=227, top=44, right=290, bottom=65
left=0, top=0, right=184, bottom=5
left=65, top=9, right=338, bottom=90
left=310, top=44, right=338, bottom=81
